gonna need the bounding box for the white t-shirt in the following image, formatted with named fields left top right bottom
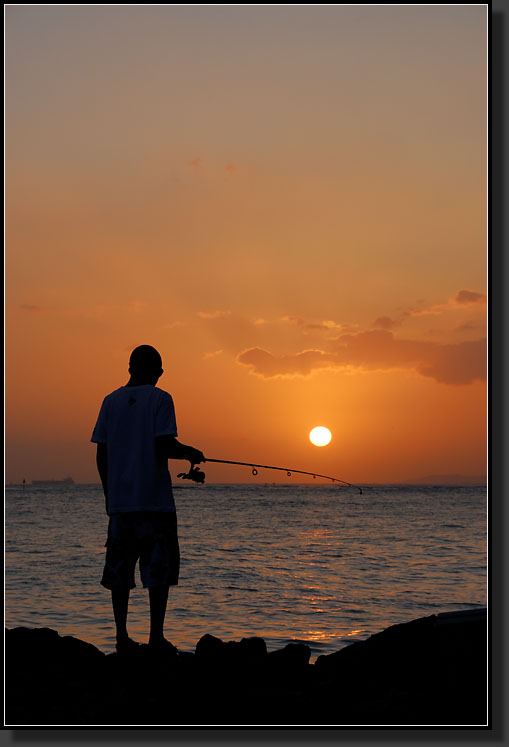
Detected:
left=91, top=385, right=178, bottom=514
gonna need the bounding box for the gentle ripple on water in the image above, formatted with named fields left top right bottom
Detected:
left=5, top=483, right=486, bottom=659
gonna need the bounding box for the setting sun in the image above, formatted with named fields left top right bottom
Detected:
left=309, top=427, right=332, bottom=447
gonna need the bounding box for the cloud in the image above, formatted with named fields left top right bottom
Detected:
left=237, top=348, right=334, bottom=378
left=417, top=339, right=486, bottom=385
left=406, top=289, right=487, bottom=317
left=282, top=316, right=342, bottom=333
left=203, top=349, right=224, bottom=359
left=373, top=316, right=401, bottom=330
left=237, top=330, right=486, bottom=386
left=454, top=290, right=486, bottom=306
left=406, top=303, right=447, bottom=317
left=197, top=310, right=231, bottom=319
left=250, top=315, right=345, bottom=335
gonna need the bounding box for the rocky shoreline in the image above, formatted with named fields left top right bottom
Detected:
left=6, top=609, right=487, bottom=726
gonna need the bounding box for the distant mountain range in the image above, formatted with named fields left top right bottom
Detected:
left=402, top=474, right=487, bottom=486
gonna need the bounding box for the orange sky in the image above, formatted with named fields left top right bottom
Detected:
left=5, top=5, right=487, bottom=484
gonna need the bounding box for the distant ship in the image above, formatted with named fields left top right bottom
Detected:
left=31, top=477, right=75, bottom=486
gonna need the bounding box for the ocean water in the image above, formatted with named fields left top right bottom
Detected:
left=5, top=483, right=487, bottom=660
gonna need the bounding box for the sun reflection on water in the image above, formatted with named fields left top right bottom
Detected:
left=298, top=630, right=339, bottom=643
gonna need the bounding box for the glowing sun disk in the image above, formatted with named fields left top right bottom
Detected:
left=309, top=426, right=332, bottom=447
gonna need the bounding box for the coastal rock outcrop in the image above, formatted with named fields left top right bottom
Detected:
left=5, top=609, right=487, bottom=726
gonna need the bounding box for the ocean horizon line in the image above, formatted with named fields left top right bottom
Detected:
left=6, top=479, right=488, bottom=487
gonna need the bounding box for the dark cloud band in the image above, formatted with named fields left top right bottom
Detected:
left=237, top=331, right=486, bottom=386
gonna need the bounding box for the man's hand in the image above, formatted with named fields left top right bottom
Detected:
left=185, top=447, right=205, bottom=465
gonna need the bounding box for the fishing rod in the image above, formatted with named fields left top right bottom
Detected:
left=177, top=458, right=363, bottom=494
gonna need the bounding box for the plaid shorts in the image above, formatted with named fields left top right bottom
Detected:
left=101, top=511, right=180, bottom=591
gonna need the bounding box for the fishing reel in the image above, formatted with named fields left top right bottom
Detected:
left=177, top=463, right=206, bottom=484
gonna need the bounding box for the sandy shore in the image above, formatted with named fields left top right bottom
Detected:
left=5, top=608, right=487, bottom=726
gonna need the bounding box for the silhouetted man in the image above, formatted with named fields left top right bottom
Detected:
left=91, top=345, right=205, bottom=654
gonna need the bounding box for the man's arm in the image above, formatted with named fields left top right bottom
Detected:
left=155, top=435, right=205, bottom=465
left=96, top=443, right=108, bottom=513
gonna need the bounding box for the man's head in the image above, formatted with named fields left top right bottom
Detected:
left=128, top=345, right=163, bottom=383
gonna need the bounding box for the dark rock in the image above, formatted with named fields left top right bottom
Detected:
left=6, top=627, right=109, bottom=725
left=59, top=635, right=106, bottom=673
left=195, top=633, right=225, bottom=658
left=6, top=626, right=105, bottom=680
left=5, top=610, right=488, bottom=726
left=7, top=626, right=60, bottom=646
left=315, top=614, right=437, bottom=688
left=196, top=634, right=267, bottom=662
left=266, top=642, right=312, bottom=690
left=195, top=635, right=268, bottom=693
left=238, top=636, right=267, bottom=659
left=268, top=642, right=311, bottom=667
left=175, top=650, right=196, bottom=665
left=313, top=609, right=487, bottom=725
left=6, top=626, right=59, bottom=665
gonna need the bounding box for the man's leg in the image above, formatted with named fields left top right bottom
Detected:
left=148, top=584, right=169, bottom=645
left=111, top=588, right=130, bottom=644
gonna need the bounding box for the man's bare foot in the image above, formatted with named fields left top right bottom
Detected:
left=148, top=637, right=178, bottom=655
left=116, top=636, right=140, bottom=654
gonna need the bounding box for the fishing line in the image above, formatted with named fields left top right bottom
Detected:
left=178, top=458, right=363, bottom=493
